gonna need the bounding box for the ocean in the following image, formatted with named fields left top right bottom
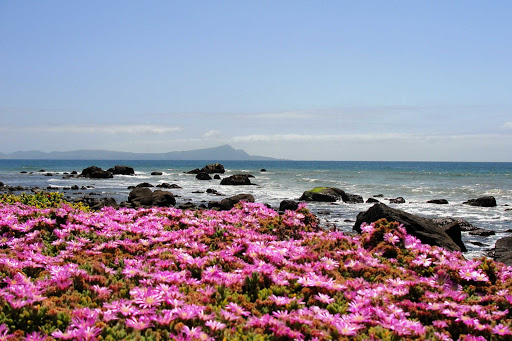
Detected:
left=1, top=159, right=511, bottom=259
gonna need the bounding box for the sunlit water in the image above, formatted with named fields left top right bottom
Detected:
left=1, top=160, right=511, bottom=260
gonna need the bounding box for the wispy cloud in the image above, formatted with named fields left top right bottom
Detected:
left=0, top=124, right=183, bottom=135
left=231, top=133, right=408, bottom=142
left=202, top=129, right=221, bottom=139
left=504, top=122, right=512, bottom=129
left=237, top=111, right=313, bottom=119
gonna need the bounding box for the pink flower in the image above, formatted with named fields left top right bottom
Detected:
left=314, top=293, right=335, bottom=304
left=492, top=323, right=512, bottom=336
left=205, top=320, right=226, bottom=331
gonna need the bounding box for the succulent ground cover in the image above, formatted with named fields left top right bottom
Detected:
left=0, top=198, right=511, bottom=340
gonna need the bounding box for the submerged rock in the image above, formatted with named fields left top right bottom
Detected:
left=427, top=199, right=449, bottom=204
left=354, top=203, right=465, bottom=252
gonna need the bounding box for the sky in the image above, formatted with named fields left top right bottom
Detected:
left=1, top=1, right=511, bottom=161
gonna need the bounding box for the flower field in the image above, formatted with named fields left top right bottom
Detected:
left=0, top=198, right=511, bottom=340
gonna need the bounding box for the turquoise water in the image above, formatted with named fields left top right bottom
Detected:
left=1, top=160, right=511, bottom=259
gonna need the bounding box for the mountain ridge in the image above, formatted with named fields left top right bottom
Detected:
left=0, top=144, right=279, bottom=161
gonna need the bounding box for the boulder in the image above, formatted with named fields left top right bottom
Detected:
left=366, top=197, right=380, bottom=204
left=128, top=188, right=175, bottom=208
left=201, top=163, right=225, bottom=174
left=151, top=172, right=163, bottom=176
left=208, top=194, right=255, bottom=210
left=71, top=171, right=78, bottom=175
left=299, top=187, right=363, bottom=204
left=156, top=183, right=181, bottom=189
left=220, top=174, right=255, bottom=186
left=186, top=168, right=201, bottom=174
left=389, top=197, right=406, bottom=204
left=279, top=200, right=299, bottom=212
left=20, top=171, right=27, bottom=174
left=373, top=194, right=384, bottom=198
left=494, top=236, right=512, bottom=266
left=432, top=217, right=477, bottom=231
left=76, top=196, right=119, bottom=210
left=107, top=165, right=135, bottom=175
left=468, top=229, right=496, bottom=237
left=260, top=169, right=267, bottom=172
left=135, top=182, right=154, bottom=188
left=463, top=196, right=497, bottom=207
left=196, top=172, right=212, bottom=180
left=427, top=199, right=449, bottom=205
left=354, top=203, right=465, bottom=252
left=0, top=182, right=4, bottom=187
left=214, top=175, right=221, bottom=179
left=81, top=166, right=113, bottom=179
left=179, top=202, right=197, bottom=210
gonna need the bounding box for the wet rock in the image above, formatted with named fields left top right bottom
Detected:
left=44, top=173, right=53, bottom=176
left=427, top=199, right=449, bottom=204
left=128, top=187, right=175, bottom=208
left=214, top=175, right=221, bottom=180
left=469, top=241, right=488, bottom=247
left=468, top=229, right=496, bottom=237
left=220, top=174, right=255, bottom=186
left=463, top=196, right=497, bottom=207
left=81, top=166, right=113, bottom=179
left=0, top=182, right=4, bottom=187
left=71, top=171, right=78, bottom=175
left=366, top=198, right=380, bottom=203
left=107, top=165, right=135, bottom=175
left=389, top=197, right=406, bottom=204
left=71, top=185, right=79, bottom=190
left=299, top=187, right=363, bottom=203
left=75, top=196, right=119, bottom=210
left=196, top=172, right=212, bottom=180
left=433, top=217, right=477, bottom=231
left=208, top=194, right=255, bottom=210
left=279, top=200, right=299, bottom=212
left=373, top=194, right=384, bottom=198
left=20, top=171, right=27, bottom=174
left=187, top=163, right=225, bottom=174
left=152, top=190, right=176, bottom=207
left=260, top=169, right=267, bottom=172
left=192, top=191, right=204, bottom=193
left=354, top=203, right=465, bottom=252
left=135, top=182, right=154, bottom=188
left=179, top=202, right=197, bottom=210
left=156, top=183, right=181, bottom=189
left=38, top=170, right=45, bottom=172
left=317, top=210, right=331, bottom=215
left=151, top=172, right=163, bottom=176
left=494, top=236, right=512, bottom=266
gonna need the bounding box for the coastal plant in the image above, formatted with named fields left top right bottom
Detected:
left=0, top=191, right=89, bottom=211
left=0, top=200, right=511, bottom=340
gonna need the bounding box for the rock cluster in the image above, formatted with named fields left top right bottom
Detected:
left=299, top=187, right=363, bottom=203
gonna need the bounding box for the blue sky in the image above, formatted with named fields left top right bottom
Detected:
left=1, top=1, right=511, bottom=161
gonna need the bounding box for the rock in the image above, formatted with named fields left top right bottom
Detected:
left=299, top=187, right=363, bottom=203
left=469, top=241, right=488, bottom=247
left=151, top=190, right=176, bottom=207
left=38, top=170, right=45, bottom=172
left=373, top=194, right=384, bottom=198
left=463, top=196, right=497, bottom=207
left=81, top=166, right=113, bottom=179
left=354, top=203, right=465, bottom=252
left=71, top=171, right=78, bottom=175
left=366, top=198, right=380, bottom=203
left=427, top=199, right=449, bottom=204
left=135, top=182, right=154, bottom=188
left=44, top=173, right=53, bottom=176
left=260, top=169, right=267, bottom=172
left=186, top=163, right=225, bottom=174
left=76, top=196, right=119, bottom=210
left=494, top=236, right=512, bottom=266
left=214, top=175, right=221, bottom=179
left=179, top=202, right=197, bottom=210
left=0, top=182, right=4, bottom=187
left=220, top=174, right=255, bottom=186
left=128, top=188, right=175, bottom=208
left=468, top=229, right=496, bottom=237
left=279, top=200, right=299, bottom=212
left=71, top=185, right=79, bottom=190
left=208, top=194, right=255, bottom=210
left=317, top=210, right=331, bottom=215
left=192, top=191, right=204, bottom=193
left=196, top=172, right=212, bottom=180
left=432, top=217, right=477, bottom=231
left=156, top=183, right=181, bottom=189
left=20, top=171, right=27, bottom=174
left=389, top=197, right=406, bottom=204
left=151, top=172, right=163, bottom=176
left=107, top=165, right=135, bottom=175
left=201, top=163, right=225, bottom=174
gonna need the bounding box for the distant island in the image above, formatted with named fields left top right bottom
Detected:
left=0, top=144, right=279, bottom=161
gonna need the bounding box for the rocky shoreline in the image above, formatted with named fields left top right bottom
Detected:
left=1, top=163, right=511, bottom=265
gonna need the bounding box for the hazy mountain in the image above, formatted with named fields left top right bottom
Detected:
left=0, top=145, right=278, bottom=161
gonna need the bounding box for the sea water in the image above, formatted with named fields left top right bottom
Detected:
left=0, top=159, right=511, bottom=259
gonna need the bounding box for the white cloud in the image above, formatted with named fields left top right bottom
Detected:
left=0, top=124, right=183, bottom=135
left=504, top=122, right=512, bottom=129
left=202, top=129, right=221, bottom=139
left=231, top=133, right=409, bottom=143
left=237, top=111, right=313, bottom=120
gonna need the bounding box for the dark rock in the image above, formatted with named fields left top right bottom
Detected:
left=63, top=187, right=71, bottom=190
left=366, top=198, right=380, bottom=203
left=76, top=196, right=119, bottom=210
left=71, top=185, right=79, bottom=190
left=299, top=187, right=363, bottom=204
left=260, top=169, right=267, bottom=172
left=179, top=202, right=197, bottom=210
left=0, top=182, right=4, bottom=187
left=38, top=170, right=45, bottom=172
left=44, top=173, right=53, bottom=176
left=136, top=182, right=154, bottom=188
left=186, top=168, right=201, bottom=174
left=220, top=174, right=255, bottom=186
left=373, top=194, right=384, bottom=198
left=354, top=203, right=465, bottom=252
left=81, top=166, right=113, bottom=179
left=463, top=196, right=497, bottom=207
left=128, top=186, right=135, bottom=189
left=469, top=241, right=488, bottom=247
left=279, top=200, right=299, bottom=212
left=196, top=172, right=212, bottom=180
left=506, top=209, right=512, bottom=212
left=208, top=194, right=255, bottom=210
left=192, top=191, right=204, bottom=193
left=107, top=165, right=135, bottom=175
left=427, top=199, right=449, bottom=205
left=389, top=197, right=406, bottom=204
left=71, top=171, right=78, bottom=175
left=432, top=217, right=477, bottom=231
left=506, top=229, right=512, bottom=233
left=317, top=210, right=331, bottom=215
left=156, top=183, right=181, bottom=189
left=151, top=172, right=163, bottom=176
left=151, top=190, right=176, bottom=207
left=214, top=175, right=221, bottom=180
left=468, top=229, right=496, bottom=237
left=201, top=163, right=225, bottom=174
left=20, top=171, right=27, bottom=174
left=494, top=236, right=512, bottom=266
left=63, top=172, right=69, bottom=175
